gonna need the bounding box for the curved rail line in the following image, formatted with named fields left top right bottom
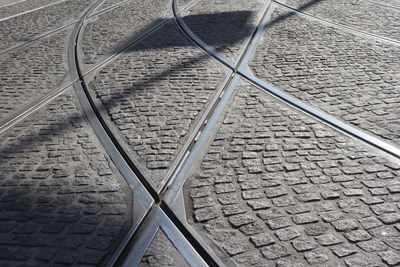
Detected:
left=361, top=0, right=400, bottom=10
left=165, top=0, right=400, bottom=264
left=172, top=0, right=400, bottom=159
left=69, top=0, right=216, bottom=266
left=4, top=0, right=400, bottom=265
left=0, top=0, right=146, bottom=55
left=273, top=0, right=400, bottom=46
left=0, top=0, right=28, bottom=9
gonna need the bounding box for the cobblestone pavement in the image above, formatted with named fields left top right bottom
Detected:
left=0, top=0, right=59, bottom=19
left=0, top=26, right=71, bottom=121
left=95, top=0, right=128, bottom=11
left=249, top=8, right=400, bottom=146
left=87, top=21, right=226, bottom=188
left=1, top=0, right=400, bottom=265
left=80, top=0, right=171, bottom=67
left=377, top=0, right=400, bottom=6
left=184, top=81, right=400, bottom=266
left=0, top=89, right=132, bottom=266
left=139, top=229, right=189, bottom=266
left=280, top=0, right=400, bottom=41
left=180, top=0, right=264, bottom=62
left=0, top=0, right=94, bottom=51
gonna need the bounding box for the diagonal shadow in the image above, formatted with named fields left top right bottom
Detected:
left=0, top=1, right=325, bottom=265
left=1, top=0, right=323, bottom=169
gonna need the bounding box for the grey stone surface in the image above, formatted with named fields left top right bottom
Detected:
left=249, top=8, right=400, bottom=146
left=139, top=229, right=189, bottom=267
left=176, top=0, right=193, bottom=10
left=0, top=0, right=59, bottom=19
left=180, top=0, right=265, bottom=62
left=0, top=27, right=71, bottom=121
left=87, top=22, right=226, bottom=188
left=80, top=0, right=171, bottom=66
left=377, top=0, right=400, bottom=6
left=0, top=0, right=94, bottom=51
left=95, top=0, right=128, bottom=11
left=0, top=90, right=132, bottom=266
left=281, top=0, right=400, bottom=41
left=184, top=81, right=400, bottom=266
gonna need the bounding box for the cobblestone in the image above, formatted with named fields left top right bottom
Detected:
left=88, top=22, right=226, bottom=188
left=81, top=0, right=171, bottom=66
left=0, top=0, right=59, bottom=19
left=249, top=8, right=400, bottom=146
left=0, top=90, right=131, bottom=266
left=184, top=82, right=400, bottom=266
left=282, top=0, right=400, bottom=41
left=0, top=0, right=94, bottom=51
left=0, top=27, right=71, bottom=121
left=95, top=0, right=127, bottom=11
left=180, top=0, right=264, bottom=62
left=139, top=229, right=189, bottom=267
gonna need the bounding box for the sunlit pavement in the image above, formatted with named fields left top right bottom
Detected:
left=0, top=0, right=400, bottom=266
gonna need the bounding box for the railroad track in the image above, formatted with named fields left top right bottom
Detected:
left=1, top=0, right=400, bottom=265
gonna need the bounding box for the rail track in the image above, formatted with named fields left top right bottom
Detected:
left=1, top=0, right=400, bottom=265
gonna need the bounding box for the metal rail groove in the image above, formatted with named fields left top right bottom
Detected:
left=0, top=0, right=28, bottom=9
left=0, top=0, right=70, bottom=22
left=360, top=0, right=400, bottom=10
left=273, top=0, right=400, bottom=46
left=0, top=0, right=198, bottom=137
left=67, top=0, right=156, bottom=266
left=0, top=0, right=155, bottom=55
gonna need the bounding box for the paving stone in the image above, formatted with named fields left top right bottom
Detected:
left=315, top=234, right=343, bottom=246
left=292, top=212, right=319, bottom=225
left=332, top=219, right=359, bottom=232
left=291, top=237, right=318, bottom=252
left=304, top=249, right=329, bottom=264
left=140, top=229, right=189, bottom=267
left=357, top=240, right=387, bottom=252
left=275, top=227, right=301, bottom=241
left=260, top=244, right=291, bottom=260
left=0, top=0, right=93, bottom=50
left=88, top=22, right=226, bottom=187
left=249, top=8, right=400, bottom=147
left=344, top=254, right=381, bottom=267
left=331, top=244, right=358, bottom=258
left=0, top=91, right=131, bottom=266
left=358, top=216, right=383, bottom=230
left=249, top=232, right=275, bottom=247
left=378, top=250, right=400, bottom=266
left=378, top=213, right=400, bottom=224
left=344, top=230, right=372, bottom=243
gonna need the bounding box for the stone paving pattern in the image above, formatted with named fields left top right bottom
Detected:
left=0, top=90, right=132, bottom=266
left=0, top=27, right=71, bottom=121
left=95, top=0, right=128, bottom=11
left=87, top=22, right=226, bottom=188
left=249, top=8, right=400, bottom=146
left=139, top=229, right=189, bottom=267
left=181, top=0, right=264, bottom=63
left=0, top=0, right=59, bottom=19
left=185, top=82, right=400, bottom=266
left=80, top=0, right=171, bottom=66
left=0, top=0, right=93, bottom=51
left=377, top=0, right=400, bottom=6
left=280, top=0, right=400, bottom=41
